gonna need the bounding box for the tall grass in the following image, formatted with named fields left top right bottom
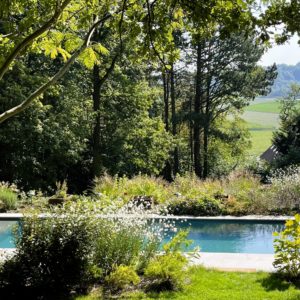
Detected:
left=0, top=183, right=18, bottom=211
left=92, top=169, right=300, bottom=216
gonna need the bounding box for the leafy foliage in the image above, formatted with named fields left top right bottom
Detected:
left=273, top=214, right=300, bottom=280
left=0, top=212, right=95, bottom=298
left=105, top=265, right=140, bottom=292
left=144, top=230, right=190, bottom=291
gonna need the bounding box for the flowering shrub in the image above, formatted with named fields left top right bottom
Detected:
left=268, top=166, right=300, bottom=212
left=0, top=200, right=179, bottom=298
left=273, top=214, right=300, bottom=280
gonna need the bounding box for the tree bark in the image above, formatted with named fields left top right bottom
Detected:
left=194, top=41, right=203, bottom=178
left=203, top=124, right=209, bottom=178
left=162, top=69, right=172, bottom=181
left=189, top=95, right=194, bottom=172
left=92, top=64, right=102, bottom=178
left=170, top=63, right=179, bottom=175
left=163, top=70, right=169, bottom=132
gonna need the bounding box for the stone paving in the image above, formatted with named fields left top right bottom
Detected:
left=189, top=252, right=275, bottom=272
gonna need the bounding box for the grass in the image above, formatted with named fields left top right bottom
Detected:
left=0, top=187, right=18, bottom=211
left=247, top=128, right=274, bottom=156
left=75, top=267, right=300, bottom=300
left=242, top=111, right=279, bottom=128
left=242, top=103, right=280, bottom=156
left=245, top=100, right=300, bottom=114
left=245, top=101, right=282, bottom=114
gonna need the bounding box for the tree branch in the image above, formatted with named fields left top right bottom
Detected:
left=0, top=0, right=72, bottom=80
left=0, top=14, right=112, bottom=124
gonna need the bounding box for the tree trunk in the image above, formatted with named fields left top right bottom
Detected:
left=92, top=63, right=102, bottom=178
left=203, top=124, right=209, bottom=178
left=194, top=41, right=203, bottom=178
left=170, top=64, right=179, bottom=175
left=189, top=96, right=194, bottom=172
left=162, top=69, right=172, bottom=181
left=163, top=70, right=169, bottom=132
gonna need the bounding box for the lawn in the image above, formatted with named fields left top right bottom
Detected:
left=76, top=267, right=300, bottom=300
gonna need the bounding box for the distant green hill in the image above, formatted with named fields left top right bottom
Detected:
left=268, top=63, right=300, bottom=97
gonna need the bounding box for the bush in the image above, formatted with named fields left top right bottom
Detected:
left=144, top=230, right=190, bottom=292
left=93, top=208, right=166, bottom=274
left=0, top=183, right=18, bottom=211
left=105, top=265, right=140, bottom=291
left=93, top=219, right=153, bottom=275
left=268, top=166, right=300, bottom=212
left=166, top=196, right=222, bottom=216
left=144, top=253, right=187, bottom=291
left=0, top=200, right=182, bottom=298
left=0, top=207, right=96, bottom=298
left=273, top=214, right=300, bottom=280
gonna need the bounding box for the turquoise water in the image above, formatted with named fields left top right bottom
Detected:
left=0, top=219, right=285, bottom=253
left=164, top=219, right=285, bottom=254
left=0, top=221, right=18, bottom=248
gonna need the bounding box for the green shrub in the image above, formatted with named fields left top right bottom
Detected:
left=273, top=214, right=300, bottom=280
left=105, top=265, right=140, bottom=291
left=144, top=253, right=187, bottom=291
left=144, top=230, right=190, bottom=292
left=0, top=200, right=181, bottom=298
left=0, top=209, right=96, bottom=298
left=0, top=183, right=18, bottom=211
left=166, top=196, right=222, bottom=216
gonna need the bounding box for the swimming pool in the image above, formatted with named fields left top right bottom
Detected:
left=165, top=219, right=284, bottom=254
left=0, top=219, right=285, bottom=253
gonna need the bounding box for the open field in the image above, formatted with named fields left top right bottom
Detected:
left=247, top=129, right=274, bottom=156
left=242, top=111, right=279, bottom=128
left=245, top=101, right=281, bottom=113
left=242, top=114, right=278, bottom=156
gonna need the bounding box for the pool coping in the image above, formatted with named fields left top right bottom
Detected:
left=189, top=252, right=276, bottom=272
left=0, top=213, right=294, bottom=221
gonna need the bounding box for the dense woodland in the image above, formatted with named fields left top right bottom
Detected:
left=0, top=0, right=299, bottom=193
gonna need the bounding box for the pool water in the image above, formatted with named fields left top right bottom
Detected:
left=0, top=221, right=18, bottom=248
left=163, top=219, right=285, bottom=254
left=0, top=219, right=285, bottom=254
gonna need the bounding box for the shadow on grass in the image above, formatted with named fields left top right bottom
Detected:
left=258, top=273, right=300, bottom=292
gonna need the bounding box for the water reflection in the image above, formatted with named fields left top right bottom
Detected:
left=163, top=220, right=285, bottom=254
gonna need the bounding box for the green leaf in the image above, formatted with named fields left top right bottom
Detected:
left=93, top=43, right=109, bottom=56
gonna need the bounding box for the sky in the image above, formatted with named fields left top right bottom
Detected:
left=260, top=35, right=300, bottom=66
